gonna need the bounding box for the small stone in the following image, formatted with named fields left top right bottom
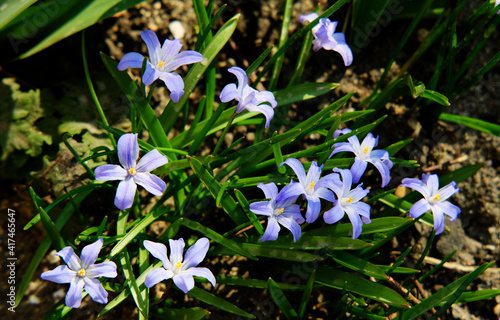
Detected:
left=169, top=20, right=185, bottom=39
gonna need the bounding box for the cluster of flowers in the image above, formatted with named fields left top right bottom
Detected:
left=251, top=128, right=461, bottom=242
left=41, top=237, right=215, bottom=308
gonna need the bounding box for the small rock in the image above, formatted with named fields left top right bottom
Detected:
left=169, top=20, right=185, bottom=39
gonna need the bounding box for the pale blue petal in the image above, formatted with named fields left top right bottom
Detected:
left=94, top=164, right=127, bottom=181
left=435, top=201, right=461, bottom=222
left=182, top=238, right=209, bottom=269
left=409, top=198, right=431, bottom=219
left=260, top=217, right=280, bottom=242
left=351, top=202, right=371, bottom=221
left=66, top=277, right=85, bottom=308
left=245, top=103, right=275, bottom=128
left=142, top=63, right=161, bottom=85
left=160, top=38, right=182, bottom=62
left=348, top=185, right=370, bottom=203
left=114, top=177, right=137, bottom=210
left=143, top=240, right=173, bottom=270
left=281, top=158, right=307, bottom=185
left=314, top=187, right=335, bottom=202
left=118, top=52, right=145, bottom=70
left=80, top=238, right=103, bottom=269
left=136, top=149, right=168, bottom=172
left=276, top=181, right=304, bottom=201
left=173, top=274, right=195, bottom=293
left=306, top=161, right=323, bottom=186
left=254, top=90, right=277, bottom=108
left=333, top=128, right=352, bottom=139
left=169, top=238, right=185, bottom=265
left=437, top=182, right=459, bottom=201
left=227, top=66, right=248, bottom=93
left=83, top=277, right=108, bottom=304
left=371, top=159, right=392, bottom=187
left=315, top=172, right=342, bottom=195
left=361, top=133, right=378, bottom=150
left=333, top=168, right=352, bottom=196
left=400, top=178, right=431, bottom=199
left=369, top=149, right=390, bottom=161
left=86, top=261, right=117, bottom=279
left=423, top=174, right=440, bottom=195
left=117, top=133, right=139, bottom=170
left=345, top=210, right=363, bottom=239
left=141, top=30, right=162, bottom=64
left=277, top=216, right=302, bottom=242
left=164, top=50, right=203, bottom=71
left=56, top=247, right=81, bottom=271
left=281, top=204, right=303, bottom=223
left=184, top=267, right=216, bottom=287
left=134, top=172, right=166, bottom=196
left=220, top=83, right=239, bottom=103
left=144, top=267, right=174, bottom=288
left=257, top=182, right=278, bottom=200
left=347, top=135, right=362, bottom=152
left=299, top=12, right=318, bottom=24
left=158, top=72, right=184, bottom=102
left=323, top=204, right=345, bottom=224
left=305, top=196, right=321, bottom=223
left=41, top=265, right=76, bottom=284
left=249, top=201, right=273, bottom=217
left=431, top=205, right=446, bottom=235
left=329, top=142, right=355, bottom=158
left=350, top=158, right=368, bottom=184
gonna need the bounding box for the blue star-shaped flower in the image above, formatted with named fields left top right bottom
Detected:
left=118, top=30, right=203, bottom=102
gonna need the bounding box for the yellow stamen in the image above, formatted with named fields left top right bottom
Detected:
left=129, top=168, right=136, bottom=175
left=78, top=269, right=86, bottom=277
left=346, top=197, right=353, bottom=203
left=363, top=147, right=369, bottom=154
left=309, top=181, right=315, bottom=189
left=176, top=261, right=183, bottom=269
left=158, top=61, right=164, bottom=68
left=276, top=208, right=284, bottom=215
left=434, top=195, right=441, bottom=201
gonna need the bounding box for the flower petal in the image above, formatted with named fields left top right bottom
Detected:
left=159, top=71, right=185, bottom=102
left=142, top=63, right=161, bottom=85
left=86, top=261, right=117, bottom=279
left=281, top=204, right=303, bottom=223
left=80, top=238, right=103, bottom=269
left=305, top=161, right=323, bottom=187
left=260, top=217, right=280, bottom=242
left=431, top=205, right=446, bottom=235
left=437, top=182, right=459, bottom=201
left=182, top=238, right=209, bottom=269
left=314, top=187, right=335, bottom=202
left=334, top=168, right=353, bottom=196
left=257, top=182, right=278, bottom=200
left=143, top=240, right=173, bottom=270
left=184, top=267, right=216, bottom=287
left=409, top=198, right=431, bottom=219
left=323, top=203, right=345, bottom=224
left=280, top=158, right=307, bottom=185
left=220, top=83, right=240, bottom=103
left=94, top=164, right=127, bottom=181
left=350, top=158, right=368, bottom=184
left=144, top=267, right=174, bottom=288
left=83, top=277, right=108, bottom=304
left=423, top=174, right=440, bottom=195
left=161, top=38, right=183, bottom=61
left=245, top=103, right=275, bottom=128
left=435, top=201, right=461, bottom=222
left=169, top=238, right=185, bottom=265
left=114, top=177, right=137, bottom=210
left=305, top=195, right=321, bottom=223
left=56, top=247, right=82, bottom=271
left=227, top=66, right=249, bottom=93
left=329, top=142, right=355, bottom=158
left=134, top=172, right=166, bottom=196
left=276, top=181, right=303, bottom=202
left=66, top=277, right=85, bottom=308
left=371, top=159, right=392, bottom=187
left=164, top=50, right=203, bottom=71
left=253, top=90, right=277, bottom=109
left=345, top=210, right=363, bottom=239
left=333, top=128, right=352, bottom=139
left=348, top=185, right=370, bottom=203
left=118, top=52, right=146, bottom=70
left=277, top=216, right=302, bottom=242
left=117, top=133, right=139, bottom=170
left=136, top=149, right=168, bottom=172
left=400, top=177, right=431, bottom=199
left=299, top=12, right=319, bottom=24
left=332, top=37, right=353, bottom=66
left=41, top=265, right=76, bottom=284
left=141, top=30, right=162, bottom=65
left=173, top=274, right=195, bottom=293
left=249, top=201, right=273, bottom=217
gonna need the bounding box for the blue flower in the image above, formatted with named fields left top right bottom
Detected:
left=143, top=238, right=216, bottom=293
left=95, top=133, right=168, bottom=210
left=299, top=13, right=353, bottom=66
left=220, top=66, right=277, bottom=128
left=117, top=30, right=203, bottom=102
left=317, top=168, right=371, bottom=239
left=400, top=173, right=460, bottom=235
left=280, top=158, right=334, bottom=223
left=329, top=129, right=393, bottom=187
left=40, top=238, right=117, bottom=308
left=249, top=183, right=304, bottom=242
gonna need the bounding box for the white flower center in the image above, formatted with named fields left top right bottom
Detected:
left=77, top=268, right=86, bottom=277
left=128, top=168, right=136, bottom=176
left=341, top=196, right=354, bottom=206
left=429, top=194, right=441, bottom=204
left=274, top=208, right=284, bottom=216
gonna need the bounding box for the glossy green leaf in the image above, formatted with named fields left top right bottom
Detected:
left=304, top=217, right=410, bottom=237
left=153, top=307, right=209, bottom=320
left=298, top=270, right=316, bottom=319
left=268, top=278, right=298, bottom=320
left=439, top=113, right=500, bottom=136
left=188, top=287, right=255, bottom=319
left=329, top=251, right=388, bottom=280
left=217, top=276, right=306, bottom=290
left=211, top=242, right=322, bottom=262
left=316, top=267, right=410, bottom=308
left=38, top=206, right=65, bottom=251
left=0, top=0, right=37, bottom=30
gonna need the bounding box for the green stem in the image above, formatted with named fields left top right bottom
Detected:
left=213, top=112, right=236, bottom=157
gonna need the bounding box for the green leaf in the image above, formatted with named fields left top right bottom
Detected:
left=298, top=270, right=316, bottom=319
left=316, top=267, right=410, bottom=308
left=152, top=307, right=209, bottom=320
left=439, top=113, right=500, bottom=136
left=120, top=250, right=147, bottom=317
left=259, top=235, right=372, bottom=251
left=351, top=0, right=390, bottom=49
left=37, top=206, right=65, bottom=251
left=268, top=278, right=298, bottom=320
left=0, top=0, right=37, bottom=30
left=187, top=287, right=255, bottom=319
left=211, top=242, right=322, bottom=262
left=329, top=251, right=388, bottom=280
left=304, top=217, right=410, bottom=237
left=217, top=276, right=305, bottom=290
left=181, top=218, right=256, bottom=260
